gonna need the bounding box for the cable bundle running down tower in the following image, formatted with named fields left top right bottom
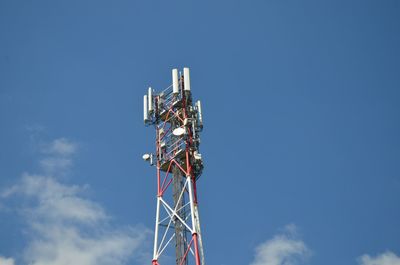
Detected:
left=143, top=68, right=205, bottom=265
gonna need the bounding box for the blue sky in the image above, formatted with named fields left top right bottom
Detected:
left=1, top=1, right=400, bottom=265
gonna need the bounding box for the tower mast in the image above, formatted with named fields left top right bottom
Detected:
left=143, top=68, right=205, bottom=265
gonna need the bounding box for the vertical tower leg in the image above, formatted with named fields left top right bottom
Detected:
left=194, top=205, right=205, bottom=265
left=152, top=163, right=162, bottom=265
left=187, top=175, right=202, bottom=265
left=173, top=166, right=187, bottom=265
left=152, top=196, right=161, bottom=264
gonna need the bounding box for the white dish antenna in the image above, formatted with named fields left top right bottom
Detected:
left=173, top=127, right=185, bottom=136
left=142, top=153, right=151, bottom=161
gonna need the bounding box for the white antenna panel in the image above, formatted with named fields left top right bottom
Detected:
left=143, top=95, right=148, bottom=122
left=172, top=69, right=179, bottom=94
left=183, top=67, right=191, bottom=92
left=148, top=87, right=153, bottom=112
left=196, top=100, right=203, bottom=125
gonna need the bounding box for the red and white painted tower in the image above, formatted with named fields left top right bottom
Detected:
left=143, top=68, right=205, bottom=265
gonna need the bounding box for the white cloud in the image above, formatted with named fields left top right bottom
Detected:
left=250, top=224, right=310, bottom=265
left=25, top=222, right=147, bottom=265
left=42, top=138, right=77, bottom=156
left=40, top=158, right=73, bottom=174
left=38, top=138, right=77, bottom=175
left=3, top=174, right=107, bottom=224
left=1, top=137, right=151, bottom=265
left=3, top=174, right=150, bottom=265
left=359, top=251, right=400, bottom=265
left=0, top=256, right=15, bottom=265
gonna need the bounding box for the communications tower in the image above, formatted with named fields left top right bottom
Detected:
left=143, top=68, right=205, bottom=265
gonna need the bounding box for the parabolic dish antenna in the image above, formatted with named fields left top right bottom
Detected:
left=173, top=127, right=185, bottom=136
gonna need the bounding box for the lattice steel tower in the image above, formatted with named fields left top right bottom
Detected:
left=143, top=68, right=205, bottom=265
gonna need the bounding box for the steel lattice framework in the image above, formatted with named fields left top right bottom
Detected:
left=143, top=68, right=205, bottom=265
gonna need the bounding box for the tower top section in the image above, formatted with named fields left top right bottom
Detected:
left=143, top=67, right=204, bottom=179
left=144, top=68, right=202, bottom=127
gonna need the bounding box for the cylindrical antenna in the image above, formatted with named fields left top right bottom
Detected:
left=196, top=100, right=203, bottom=125
left=144, top=95, right=149, bottom=123
left=148, top=87, right=153, bottom=113
left=172, top=69, right=179, bottom=95
left=183, top=67, right=191, bottom=92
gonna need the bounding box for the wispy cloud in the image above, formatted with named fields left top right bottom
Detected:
left=0, top=256, right=15, bottom=265
left=2, top=174, right=107, bottom=224
left=39, top=157, right=73, bottom=175
left=1, top=137, right=151, bottom=265
left=42, top=138, right=77, bottom=156
left=358, top=251, right=400, bottom=265
left=249, top=224, right=310, bottom=265
left=38, top=137, right=78, bottom=175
